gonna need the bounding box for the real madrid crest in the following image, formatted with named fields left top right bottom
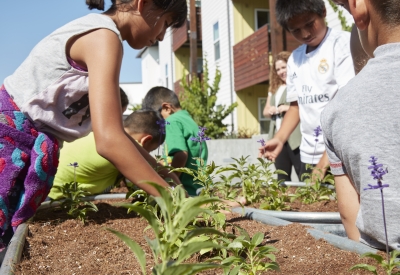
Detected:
left=318, top=59, right=329, bottom=74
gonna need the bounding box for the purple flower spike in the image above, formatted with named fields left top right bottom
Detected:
left=364, top=156, right=390, bottom=261
left=364, top=156, right=389, bottom=190
left=68, top=162, right=79, bottom=168
left=156, top=120, right=170, bottom=135
left=257, top=138, right=266, bottom=147
left=313, top=126, right=322, bottom=142
left=191, top=126, right=211, bottom=143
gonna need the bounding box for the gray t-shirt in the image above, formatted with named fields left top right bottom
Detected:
left=4, top=14, right=122, bottom=143
left=321, top=43, right=400, bottom=250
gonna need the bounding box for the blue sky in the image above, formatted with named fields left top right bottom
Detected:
left=0, top=1, right=142, bottom=84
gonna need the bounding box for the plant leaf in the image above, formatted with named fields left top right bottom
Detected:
left=162, top=263, right=221, bottom=275
left=176, top=241, right=221, bottom=264
left=106, top=228, right=147, bottom=275
left=349, top=264, right=377, bottom=275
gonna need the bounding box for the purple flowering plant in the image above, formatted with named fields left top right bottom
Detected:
left=350, top=156, right=400, bottom=274
left=312, top=126, right=322, bottom=165
left=50, top=161, right=98, bottom=223
left=257, top=138, right=266, bottom=159
left=68, top=162, right=79, bottom=182
left=364, top=156, right=390, bottom=260
left=190, top=126, right=211, bottom=163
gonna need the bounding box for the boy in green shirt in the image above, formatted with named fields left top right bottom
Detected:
left=48, top=109, right=167, bottom=199
left=142, top=86, right=207, bottom=196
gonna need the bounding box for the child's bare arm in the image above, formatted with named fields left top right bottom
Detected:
left=171, top=151, right=188, bottom=177
left=335, top=174, right=360, bottom=241
left=312, top=151, right=330, bottom=181
left=260, top=102, right=300, bottom=160
left=72, top=28, right=170, bottom=197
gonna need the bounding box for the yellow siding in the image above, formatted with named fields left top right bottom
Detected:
left=232, top=0, right=269, bottom=44
left=174, top=48, right=202, bottom=81
left=237, top=84, right=269, bottom=133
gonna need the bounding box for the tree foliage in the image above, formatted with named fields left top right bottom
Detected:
left=327, top=0, right=352, bottom=31
left=179, top=60, right=238, bottom=139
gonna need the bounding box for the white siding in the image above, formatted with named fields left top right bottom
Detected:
left=140, top=46, right=162, bottom=97
left=201, top=0, right=237, bottom=131
left=158, top=29, right=175, bottom=90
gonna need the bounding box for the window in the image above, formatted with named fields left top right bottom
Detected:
left=213, top=22, right=220, bottom=61
left=165, top=64, right=169, bottom=88
left=255, top=9, right=270, bottom=30
left=258, top=97, right=270, bottom=134
left=197, top=58, right=203, bottom=74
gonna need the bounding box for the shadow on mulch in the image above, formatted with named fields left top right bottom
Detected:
left=33, top=199, right=138, bottom=225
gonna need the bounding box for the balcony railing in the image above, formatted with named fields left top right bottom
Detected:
left=172, top=7, right=202, bottom=52
left=233, top=24, right=270, bottom=92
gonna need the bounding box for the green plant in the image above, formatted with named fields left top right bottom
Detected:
left=289, top=164, right=336, bottom=204
left=50, top=181, right=98, bottom=223
left=179, top=59, right=238, bottom=139
left=107, top=183, right=225, bottom=275
left=215, top=226, right=279, bottom=275
left=221, top=156, right=285, bottom=205
left=255, top=157, right=290, bottom=210
left=129, top=103, right=142, bottom=112
left=349, top=251, right=400, bottom=275
left=214, top=173, right=240, bottom=201
left=221, top=156, right=259, bottom=204
left=327, top=0, right=352, bottom=31
left=173, top=161, right=235, bottom=230
left=50, top=163, right=98, bottom=223
left=173, top=161, right=219, bottom=198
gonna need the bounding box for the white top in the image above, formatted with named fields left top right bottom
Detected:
left=4, top=14, right=122, bottom=143
left=274, top=85, right=286, bottom=131
left=286, top=28, right=354, bottom=164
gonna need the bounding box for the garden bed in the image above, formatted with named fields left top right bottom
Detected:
left=13, top=197, right=383, bottom=275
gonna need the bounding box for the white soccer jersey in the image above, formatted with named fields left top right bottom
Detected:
left=286, top=28, right=354, bottom=164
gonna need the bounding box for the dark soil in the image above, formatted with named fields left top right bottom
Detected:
left=14, top=194, right=383, bottom=275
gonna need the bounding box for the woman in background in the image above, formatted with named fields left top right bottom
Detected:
left=263, top=51, right=301, bottom=182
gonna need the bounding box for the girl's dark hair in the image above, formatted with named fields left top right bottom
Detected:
left=276, top=0, right=325, bottom=30
left=86, top=0, right=187, bottom=29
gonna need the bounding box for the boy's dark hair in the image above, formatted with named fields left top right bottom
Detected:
left=123, top=109, right=166, bottom=145
left=119, top=87, right=129, bottom=108
left=369, top=1, right=400, bottom=25
left=276, top=0, right=326, bottom=30
left=86, top=0, right=187, bottom=29
left=142, top=86, right=181, bottom=112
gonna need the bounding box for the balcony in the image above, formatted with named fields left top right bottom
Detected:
left=172, top=7, right=202, bottom=52
left=233, top=25, right=270, bottom=92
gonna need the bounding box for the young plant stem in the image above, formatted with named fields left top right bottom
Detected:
left=199, top=142, right=202, bottom=162
left=311, top=143, right=317, bottom=166
left=73, top=166, right=77, bottom=192
left=380, top=189, right=390, bottom=263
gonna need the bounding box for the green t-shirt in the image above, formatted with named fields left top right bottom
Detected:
left=48, top=132, right=120, bottom=199
left=164, top=110, right=208, bottom=196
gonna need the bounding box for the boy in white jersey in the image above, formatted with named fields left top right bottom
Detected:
left=259, top=0, right=354, bottom=178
